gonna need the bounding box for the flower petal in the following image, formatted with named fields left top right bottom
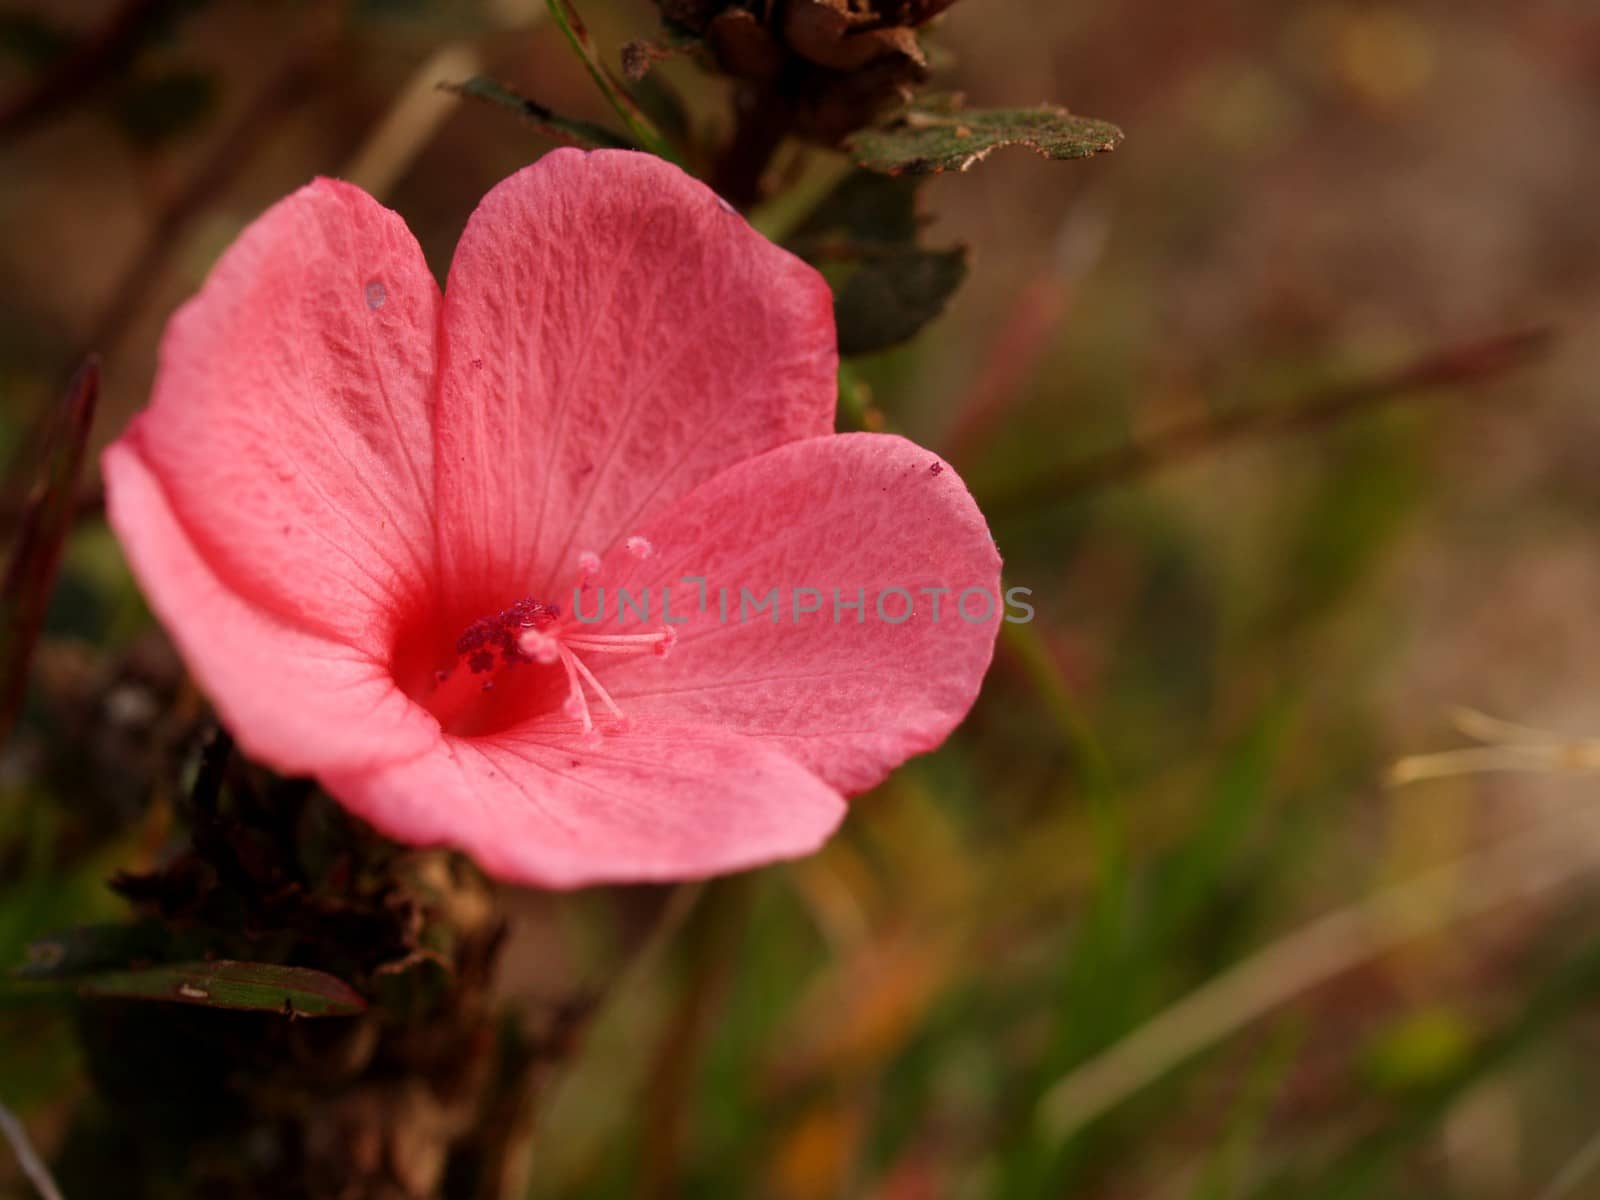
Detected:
left=119, top=177, right=441, bottom=652
left=580, top=433, right=1003, bottom=794
left=321, top=722, right=847, bottom=888
left=103, top=442, right=439, bottom=774
left=434, top=148, right=837, bottom=609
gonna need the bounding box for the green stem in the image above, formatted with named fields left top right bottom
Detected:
left=545, top=0, right=679, bottom=164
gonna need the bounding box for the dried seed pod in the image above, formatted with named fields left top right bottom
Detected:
left=652, top=0, right=962, bottom=144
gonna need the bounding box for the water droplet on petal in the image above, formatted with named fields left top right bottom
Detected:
left=364, top=280, right=386, bottom=310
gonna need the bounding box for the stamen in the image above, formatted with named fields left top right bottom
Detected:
left=567, top=651, right=628, bottom=725
left=625, top=535, right=654, bottom=561
left=564, top=631, right=673, bottom=651
left=429, top=580, right=674, bottom=736
left=517, top=628, right=562, bottom=664
left=577, top=550, right=602, bottom=580
left=555, top=645, right=593, bottom=734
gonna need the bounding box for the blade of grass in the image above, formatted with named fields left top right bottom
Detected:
left=1244, top=935, right=1600, bottom=1200
left=1146, top=701, right=1295, bottom=960
left=1033, top=799, right=1600, bottom=1147
left=0, top=1097, right=65, bottom=1200
left=441, top=76, right=634, bottom=151
left=1, top=357, right=97, bottom=743
left=1538, top=1122, right=1600, bottom=1200
left=996, top=617, right=1133, bottom=1198
left=1190, top=1019, right=1304, bottom=1200
left=544, top=0, right=679, bottom=163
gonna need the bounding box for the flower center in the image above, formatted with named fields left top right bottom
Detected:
left=395, top=543, right=673, bottom=739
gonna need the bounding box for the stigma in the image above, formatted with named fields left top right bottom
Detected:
left=426, top=542, right=674, bottom=737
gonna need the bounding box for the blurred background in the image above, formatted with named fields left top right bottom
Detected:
left=4, top=0, right=1600, bottom=1197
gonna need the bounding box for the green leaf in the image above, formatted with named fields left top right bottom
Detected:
left=0, top=357, right=97, bottom=741
left=789, top=171, right=968, bottom=355
left=848, top=94, right=1123, bottom=176
left=443, top=76, right=635, bottom=151
left=78, top=960, right=367, bottom=1018
left=790, top=170, right=921, bottom=246
left=832, top=245, right=969, bottom=356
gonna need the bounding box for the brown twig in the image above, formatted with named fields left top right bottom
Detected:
left=984, top=326, right=1555, bottom=515
left=0, top=483, right=103, bottom=532
left=0, top=357, right=98, bottom=744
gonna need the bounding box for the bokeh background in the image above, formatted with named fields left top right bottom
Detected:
left=4, top=0, right=1600, bottom=1197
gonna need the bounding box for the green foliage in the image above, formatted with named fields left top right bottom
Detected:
left=789, top=171, right=969, bottom=355
left=832, top=245, right=969, bottom=357
left=72, top=960, right=367, bottom=1017
left=848, top=94, right=1124, bottom=176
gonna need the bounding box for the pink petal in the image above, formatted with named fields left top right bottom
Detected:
left=103, top=443, right=438, bottom=774
left=580, top=433, right=1003, bottom=794
left=322, top=721, right=846, bottom=888
left=119, top=177, right=441, bottom=653
left=433, top=149, right=837, bottom=611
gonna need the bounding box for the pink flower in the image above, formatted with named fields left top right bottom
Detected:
left=103, top=149, right=1001, bottom=887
